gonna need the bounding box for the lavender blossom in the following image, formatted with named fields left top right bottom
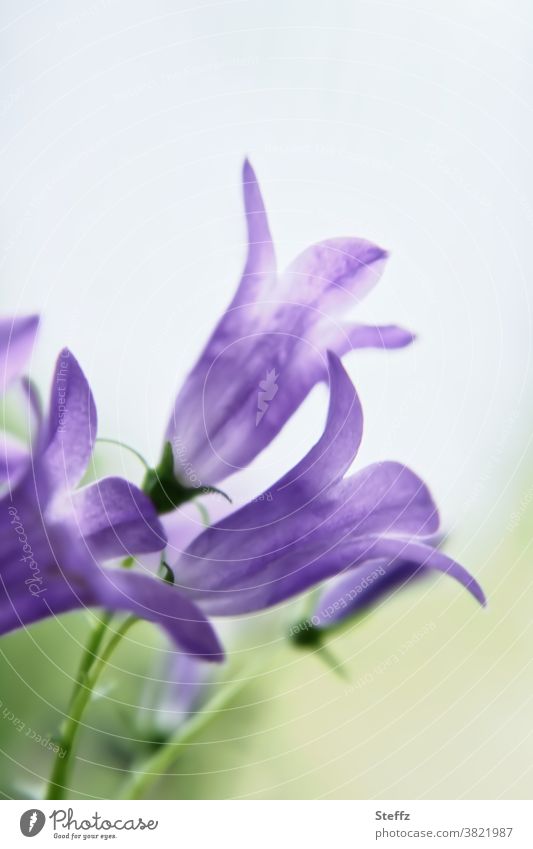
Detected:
left=0, top=349, right=223, bottom=661
left=169, top=354, right=485, bottom=616
left=164, top=161, right=414, bottom=490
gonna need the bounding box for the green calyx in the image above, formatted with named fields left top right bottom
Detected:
left=143, top=442, right=231, bottom=515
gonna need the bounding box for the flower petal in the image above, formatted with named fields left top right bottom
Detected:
left=341, top=323, right=416, bottom=351
left=311, top=559, right=429, bottom=627
left=176, top=531, right=484, bottom=616
left=68, top=476, right=166, bottom=560
left=0, top=540, right=223, bottom=660
left=92, top=569, right=224, bottom=660
left=280, top=237, right=388, bottom=320
left=42, top=350, right=97, bottom=491
left=180, top=353, right=362, bottom=564
left=233, top=158, right=277, bottom=305
left=0, top=315, right=39, bottom=393
left=333, top=461, right=440, bottom=538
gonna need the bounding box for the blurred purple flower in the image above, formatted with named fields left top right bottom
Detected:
left=0, top=314, right=39, bottom=484
left=0, top=314, right=39, bottom=394
left=170, top=354, right=485, bottom=616
left=0, top=349, right=223, bottom=661
left=308, top=558, right=431, bottom=633
left=165, top=161, right=414, bottom=487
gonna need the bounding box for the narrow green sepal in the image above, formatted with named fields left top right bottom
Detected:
left=160, top=561, right=175, bottom=585
left=289, top=620, right=348, bottom=679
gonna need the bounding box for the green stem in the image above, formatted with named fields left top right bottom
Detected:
left=96, top=437, right=150, bottom=471
left=45, top=615, right=138, bottom=799
left=120, top=674, right=248, bottom=800
left=70, top=612, right=114, bottom=701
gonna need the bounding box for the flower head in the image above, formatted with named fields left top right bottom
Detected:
left=164, top=161, right=414, bottom=489
left=169, top=354, right=484, bottom=616
left=0, top=349, right=223, bottom=660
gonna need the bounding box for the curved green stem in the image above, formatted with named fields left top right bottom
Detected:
left=120, top=674, right=248, bottom=800
left=96, top=437, right=150, bottom=471
left=45, top=615, right=138, bottom=799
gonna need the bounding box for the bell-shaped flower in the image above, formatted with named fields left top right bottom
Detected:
left=169, top=354, right=485, bottom=617
left=162, top=161, right=414, bottom=493
left=0, top=349, right=223, bottom=661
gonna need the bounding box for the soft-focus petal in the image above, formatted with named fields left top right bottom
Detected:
left=333, top=461, right=440, bottom=539
left=177, top=532, right=484, bottom=616
left=279, top=237, right=387, bottom=319
left=0, top=434, right=28, bottom=487
left=0, top=315, right=39, bottom=393
left=68, top=476, right=166, bottom=560
left=42, top=349, right=97, bottom=491
left=311, top=559, right=429, bottom=628
left=233, top=158, right=277, bottom=306
left=340, top=323, right=416, bottom=351
left=92, top=568, right=224, bottom=660
left=0, top=525, right=223, bottom=660
left=180, top=353, right=362, bottom=563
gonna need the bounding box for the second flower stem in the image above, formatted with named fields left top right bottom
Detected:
left=120, top=673, right=249, bottom=800
left=45, top=614, right=137, bottom=800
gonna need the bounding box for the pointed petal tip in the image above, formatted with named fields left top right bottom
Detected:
left=462, top=572, right=486, bottom=608
left=325, top=350, right=360, bottom=408
left=242, top=157, right=257, bottom=184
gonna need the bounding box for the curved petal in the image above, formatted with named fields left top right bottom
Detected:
left=280, top=237, right=388, bottom=320
left=177, top=533, right=484, bottom=616
left=311, top=559, right=429, bottom=627
left=181, top=353, right=362, bottom=563
left=333, top=461, right=440, bottom=539
left=68, top=476, right=166, bottom=560
left=42, top=349, right=97, bottom=491
left=92, top=569, right=224, bottom=660
left=232, top=158, right=277, bottom=306
left=0, top=547, right=223, bottom=661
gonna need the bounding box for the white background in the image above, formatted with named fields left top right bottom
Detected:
left=0, top=0, right=532, bottom=548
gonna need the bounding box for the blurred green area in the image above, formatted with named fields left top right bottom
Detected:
left=1, top=424, right=532, bottom=800
left=1, top=479, right=532, bottom=802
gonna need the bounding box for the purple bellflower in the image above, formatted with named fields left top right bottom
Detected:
left=0, top=349, right=223, bottom=661
left=163, top=161, right=414, bottom=491
left=169, top=354, right=485, bottom=617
